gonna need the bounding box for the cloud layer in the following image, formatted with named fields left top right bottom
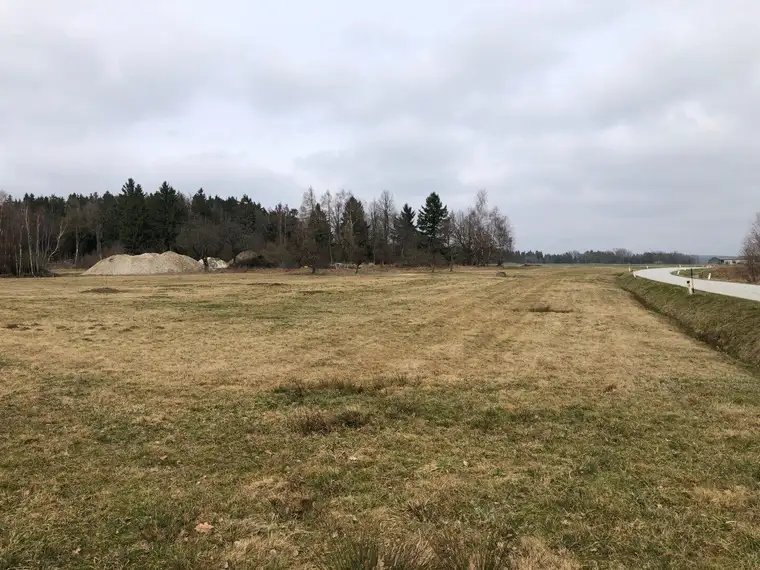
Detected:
left=2, top=0, right=759, bottom=253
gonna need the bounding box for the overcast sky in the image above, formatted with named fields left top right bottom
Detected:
left=1, top=1, right=758, bottom=254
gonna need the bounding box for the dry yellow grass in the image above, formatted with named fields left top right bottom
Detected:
left=1, top=267, right=736, bottom=392
left=1, top=266, right=759, bottom=569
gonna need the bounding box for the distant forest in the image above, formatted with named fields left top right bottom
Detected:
left=0, top=180, right=692, bottom=275
left=511, top=250, right=696, bottom=265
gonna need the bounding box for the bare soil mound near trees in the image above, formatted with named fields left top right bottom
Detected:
left=83, top=252, right=204, bottom=276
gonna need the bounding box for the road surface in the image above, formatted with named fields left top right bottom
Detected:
left=634, top=267, right=760, bottom=302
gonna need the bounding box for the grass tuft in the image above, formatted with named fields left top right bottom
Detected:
left=273, top=379, right=307, bottom=401
left=322, top=531, right=520, bottom=570
left=431, top=532, right=512, bottom=570
left=289, top=408, right=370, bottom=435
left=290, top=409, right=334, bottom=435
left=317, top=377, right=368, bottom=393
left=320, top=535, right=432, bottom=570
left=468, top=406, right=506, bottom=432
left=272, top=375, right=411, bottom=402
left=334, top=408, right=369, bottom=428
left=81, top=287, right=123, bottom=294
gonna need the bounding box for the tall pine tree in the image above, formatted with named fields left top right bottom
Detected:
left=118, top=178, right=148, bottom=254
left=147, top=181, right=186, bottom=252
left=305, top=203, right=331, bottom=273
left=393, top=203, right=418, bottom=263
left=340, top=196, right=369, bottom=272
left=417, top=192, right=448, bottom=271
left=191, top=188, right=212, bottom=219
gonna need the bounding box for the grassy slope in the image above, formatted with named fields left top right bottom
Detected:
left=619, top=273, right=760, bottom=366
left=671, top=266, right=751, bottom=284
left=1, top=268, right=760, bottom=569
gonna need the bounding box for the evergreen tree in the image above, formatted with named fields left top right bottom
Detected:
left=238, top=195, right=268, bottom=250
left=148, top=181, right=186, bottom=252
left=393, top=203, right=418, bottom=262
left=101, top=191, right=120, bottom=246
left=304, top=203, right=331, bottom=273
left=417, top=192, right=448, bottom=270
left=341, top=196, right=369, bottom=272
left=118, top=178, right=148, bottom=254
left=191, top=188, right=212, bottom=219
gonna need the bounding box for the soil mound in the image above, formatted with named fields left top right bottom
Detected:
left=83, top=252, right=204, bottom=276
left=205, top=257, right=229, bottom=271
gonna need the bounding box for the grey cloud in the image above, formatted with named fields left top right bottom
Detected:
left=5, top=146, right=303, bottom=205
left=1, top=0, right=759, bottom=253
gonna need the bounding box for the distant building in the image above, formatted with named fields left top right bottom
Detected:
left=708, top=256, right=746, bottom=265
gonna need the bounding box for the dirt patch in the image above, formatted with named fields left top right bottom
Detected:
left=527, top=305, right=573, bottom=313
left=81, top=287, right=123, bottom=294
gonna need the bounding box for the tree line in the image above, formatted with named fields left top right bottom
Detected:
left=506, top=249, right=696, bottom=265
left=0, top=182, right=515, bottom=275
left=0, top=179, right=697, bottom=276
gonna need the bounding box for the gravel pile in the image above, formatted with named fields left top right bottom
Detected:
left=83, top=252, right=204, bottom=276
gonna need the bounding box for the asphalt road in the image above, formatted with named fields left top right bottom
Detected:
left=634, top=267, right=760, bottom=302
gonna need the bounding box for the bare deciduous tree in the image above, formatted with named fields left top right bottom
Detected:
left=84, top=197, right=105, bottom=260
left=472, top=190, right=493, bottom=265
left=378, top=190, right=396, bottom=265
left=299, top=187, right=317, bottom=221
left=332, top=190, right=349, bottom=261
left=319, top=190, right=335, bottom=264
left=742, top=213, right=760, bottom=282
left=489, top=206, right=513, bottom=266
left=66, top=195, right=85, bottom=267
left=176, top=216, right=223, bottom=270
left=368, top=198, right=381, bottom=264
left=450, top=190, right=513, bottom=266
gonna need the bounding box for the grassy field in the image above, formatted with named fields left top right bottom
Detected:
left=2, top=267, right=760, bottom=569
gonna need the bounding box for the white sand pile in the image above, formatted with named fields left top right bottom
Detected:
left=205, top=257, right=229, bottom=271
left=83, top=252, right=204, bottom=276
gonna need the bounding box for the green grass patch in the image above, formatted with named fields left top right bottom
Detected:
left=3, top=368, right=760, bottom=568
